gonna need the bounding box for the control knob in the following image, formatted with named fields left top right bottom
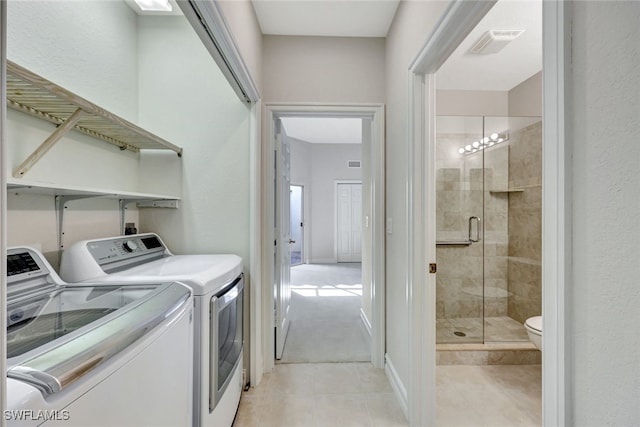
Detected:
left=122, top=240, right=138, bottom=253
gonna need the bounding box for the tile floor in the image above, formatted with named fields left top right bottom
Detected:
left=233, top=363, right=407, bottom=427
left=437, top=364, right=542, bottom=426
left=234, top=363, right=541, bottom=427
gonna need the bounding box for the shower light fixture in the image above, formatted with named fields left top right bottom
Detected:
left=458, top=132, right=509, bottom=155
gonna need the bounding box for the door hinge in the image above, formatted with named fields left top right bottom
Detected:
left=429, top=263, right=437, bottom=274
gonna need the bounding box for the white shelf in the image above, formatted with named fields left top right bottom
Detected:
left=7, top=179, right=179, bottom=203
left=6, top=60, right=183, bottom=178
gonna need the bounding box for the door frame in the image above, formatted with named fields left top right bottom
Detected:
left=407, top=1, right=569, bottom=426
left=289, top=183, right=305, bottom=266
left=261, top=103, right=385, bottom=376
left=334, top=180, right=363, bottom=263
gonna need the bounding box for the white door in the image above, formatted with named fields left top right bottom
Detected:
left=337, top=183, right=363, bottom=262
left=274, top=120, right=292, bottom=360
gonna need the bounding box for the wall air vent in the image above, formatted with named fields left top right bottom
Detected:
left=348, top=161, right=361, bottom=168
left=468, top=30, right=525, bottom=54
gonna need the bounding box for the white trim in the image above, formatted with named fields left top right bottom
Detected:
left=1, top=2, right=8, bottom=422
left=334, top=180, right=362, bottom=263
left=385, top=354, right=408, bottom=420
left=407, top=1, right=567, bottom=427
left=542, top=1, right=570, bottom=425
left=263, top=103, right=386, bottom=371
left=178, top=0, right=260, bottom=103
left=248, top=102, right=263, bottom=386
left=360, top=308, right=372, bottom=337
left=310, top=258, right=337, bottom=264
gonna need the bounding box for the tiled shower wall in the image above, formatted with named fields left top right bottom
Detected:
left=436, top=133, right=509, bottom=320
left=507, top=121, right=542, bottom=323
left=436, top=120, right=542, bottom=327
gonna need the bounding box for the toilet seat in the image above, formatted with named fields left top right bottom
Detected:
left=525, top=316, right=542, bottom=334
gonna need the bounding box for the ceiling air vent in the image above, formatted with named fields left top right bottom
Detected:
left=348, top=160, right=361, bottom=168
left=468, top=30, right=525, bottom=54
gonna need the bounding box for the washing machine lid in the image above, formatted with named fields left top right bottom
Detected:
left=6, top=281, right=191, bottom=395
left=89, top=254, right=243, bottom=295
left=525, top=316, right=542, bottom=333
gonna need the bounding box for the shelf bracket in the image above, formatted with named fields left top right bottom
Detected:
left=14, top=108, right=86, bottom=178
left=119, top=199, right=179, bottom=235
left=119, top=199, right=139, bottom=236
left=56, top=193, right=99, bottom=251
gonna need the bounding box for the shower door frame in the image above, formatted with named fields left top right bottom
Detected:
left=406, top=1, right=570, bottom=426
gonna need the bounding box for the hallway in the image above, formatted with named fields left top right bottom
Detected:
left=280, top=263, right=370, bottom=363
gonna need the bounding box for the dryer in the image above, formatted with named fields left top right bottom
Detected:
left=6, top=246, right=194, bottom=427
left=60, top=233, right=244, bottom=427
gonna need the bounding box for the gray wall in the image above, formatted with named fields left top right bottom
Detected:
left=384, top=0, right=452, bottom=393
left=569, top=2, right=640, bottom=424
left=289, top=138, right=362, bottom=263
left=262, top=35, right=385, bottom=103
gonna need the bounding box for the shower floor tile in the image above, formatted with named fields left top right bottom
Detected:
left=437, top=316, right=529, bottom=343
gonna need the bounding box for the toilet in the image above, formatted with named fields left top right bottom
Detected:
left=525, top=316, right=542, bottom=350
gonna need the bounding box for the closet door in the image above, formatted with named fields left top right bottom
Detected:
left=337, top=183, right=362, bottom=263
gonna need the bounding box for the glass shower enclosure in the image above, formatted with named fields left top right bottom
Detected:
left=435, top=115, right=542, bottom=344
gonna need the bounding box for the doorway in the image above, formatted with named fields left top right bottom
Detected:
left=262, top=104, right=385, bottom=373
left=407, top=1, right=565, bottom=425
left=275, top=117, right=367, bottom=363
left=289, top=185, right=304, bottom=266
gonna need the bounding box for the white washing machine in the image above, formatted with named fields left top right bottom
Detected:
left=60, top=233, right=244, bottom=427
left=6, top=246, right=194, bottom=427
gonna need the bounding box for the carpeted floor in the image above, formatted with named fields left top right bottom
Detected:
left=279, top=263, right=371, bottom=363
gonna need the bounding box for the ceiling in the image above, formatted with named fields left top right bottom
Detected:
left=281, top=117, right=362, bottom=144
left=251, top=0, right=400, bottom=38
left=436, top=0, right=542, bottom=91
left=261, top=0, right=540, bottom=142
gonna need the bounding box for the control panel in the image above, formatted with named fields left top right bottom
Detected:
left=7, top=248, right=55, bottom=299
left=87, top=234, right=167, bottom=267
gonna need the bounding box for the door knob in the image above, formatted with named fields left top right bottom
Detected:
left=288, top=239, right=296, bottom=244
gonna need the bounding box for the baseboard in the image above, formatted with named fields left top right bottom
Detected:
left=360, top=308, right=372, bottom=337
left=384, top=354, right=408, bottom=420
left=310, top=258, right=337, bottom=264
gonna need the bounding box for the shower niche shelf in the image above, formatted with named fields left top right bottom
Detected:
left=489, top=188, right=525, bottom=194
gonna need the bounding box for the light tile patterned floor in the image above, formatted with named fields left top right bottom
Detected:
left=437, top=365, right=541, bottom=426
left=233, top=363, right=408, bottom=427
left=234, top=363, right=541, bottom=427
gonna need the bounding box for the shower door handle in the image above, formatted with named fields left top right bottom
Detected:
left=468, top=216, right=481, bottom=243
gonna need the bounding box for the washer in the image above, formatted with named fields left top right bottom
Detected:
left=6, top=246, right=194, bottom=427
left=60, top=233, right=244, bottom=427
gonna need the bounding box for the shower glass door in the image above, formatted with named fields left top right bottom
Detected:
left=435, top=115, right=542, bottom=344
left=435, top=116, right=485, bottom=343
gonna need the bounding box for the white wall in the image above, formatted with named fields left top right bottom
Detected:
left=137, top=16, right=251, bottom=267
left=384, top=0, right=452, bottom=395
left=5, top=1, right=142, bottom=262
left=569, top=2, right=640, bottom=425
left=262, top=35, right=385, bottom=103
left=289, top=138, right=362, bottom=263
left=309, top=143, right=362, bottom=263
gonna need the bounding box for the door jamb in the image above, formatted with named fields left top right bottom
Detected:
left=261, top=103, right=385, bottom=376
left=407, top=0, right=569, bottom=425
